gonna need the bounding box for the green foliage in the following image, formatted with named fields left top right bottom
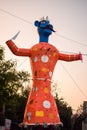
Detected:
left=0, top=46, right=4, bottom=60
left=72, top=104, right=87, bottom=130
left=0, top=46, right=31, bottom=124
left=54, top=92, right=72, bottom=130
left=0, top=46, right=74, bottom=129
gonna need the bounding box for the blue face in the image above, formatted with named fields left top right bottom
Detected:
left=34, top=20, right=55, bottom=41
left=38, top=20, right=54, bottom=36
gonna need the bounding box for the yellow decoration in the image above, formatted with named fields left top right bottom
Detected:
left=42, top=68, right=48, bottom=72
left=33, top=48, right=38, bottom=52
left=53, top=52, right=57, bottom=57
left=51, top=60, right=55, bottom=64
left=44, top=88, right=49, bottom=93
left=49, top=113, right=54, bottom=119
left=36, top=111, right=44, bottom=117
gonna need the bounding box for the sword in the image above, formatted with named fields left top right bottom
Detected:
left=11, top=31, right=20, bottom=40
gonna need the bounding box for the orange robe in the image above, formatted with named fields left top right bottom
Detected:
left=6, top=40, right=81, bottom=126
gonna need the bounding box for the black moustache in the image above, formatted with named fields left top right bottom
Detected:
left=43, top=26, right=56, bottom=32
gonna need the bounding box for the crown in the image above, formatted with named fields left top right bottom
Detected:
left=40, top=16, right=49, bottom=22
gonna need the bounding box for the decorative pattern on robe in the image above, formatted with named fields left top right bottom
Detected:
left=6, top=40, right=81, bottom=125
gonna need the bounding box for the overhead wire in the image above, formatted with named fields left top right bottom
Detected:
left=17, top=58, right=29, bottom=68
left=0, top=8, right=87, bottom=98
left=59, top=62, right=87, bottom=99
left=0, top=8, right=33, bottom=25
left=0, top=8, right=87, bottom=48
left=60, top=51, right=87, bottom=56
left=55, top=33, right=87, bottom=47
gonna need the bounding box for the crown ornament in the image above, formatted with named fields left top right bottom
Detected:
left=40, top=16, right=49, bottom=22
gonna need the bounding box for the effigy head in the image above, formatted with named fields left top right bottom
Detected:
left=34, top=17, right=55, bottom=36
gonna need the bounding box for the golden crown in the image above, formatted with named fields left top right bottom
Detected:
left=40, top=16, right=49, bottom=21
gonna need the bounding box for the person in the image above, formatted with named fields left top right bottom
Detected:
left=6, top=17, right=82, bottom=129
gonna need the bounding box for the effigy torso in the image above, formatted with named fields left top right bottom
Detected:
left=6, top=18, right=81, bottom=128
left=23, top=42, right=61, bottom=125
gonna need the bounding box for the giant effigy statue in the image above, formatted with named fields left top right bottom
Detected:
left=6, top=17, right=82, bottom=129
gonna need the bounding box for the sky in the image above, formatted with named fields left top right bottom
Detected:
left=0, top=0, right=87, bottom=112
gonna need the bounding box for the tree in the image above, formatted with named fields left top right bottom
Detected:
left=52, top=83, right=72, bottom=130
left=0, top=46, right=73, bottom=129
left=0, top=46, right=31, bottom=125
left=54, top=93, right=72, bottom=130
left=72, top=104, right=87, bottom=130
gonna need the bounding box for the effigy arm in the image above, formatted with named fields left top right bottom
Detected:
left=6, top=40, right=31, bottom=57
left=59, top=52, right=82, bottom=62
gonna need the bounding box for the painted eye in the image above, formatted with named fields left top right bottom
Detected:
left=40, top=20, right=46, bottom=24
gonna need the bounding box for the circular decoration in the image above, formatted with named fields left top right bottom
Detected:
left=43, top=100, right=51, bottom=108
left=49, top=71, right=53, bottom=77
left=33, top=56, right=38, bottom=62
left=41, top=55, right=49, bottom=63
